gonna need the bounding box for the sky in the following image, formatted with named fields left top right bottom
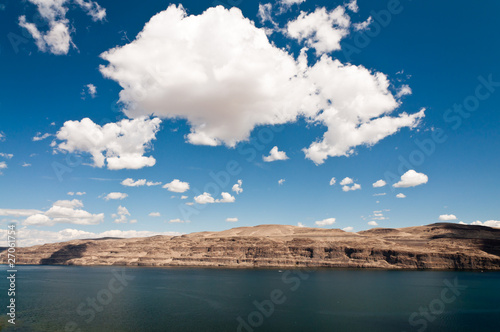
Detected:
left=0, top=0, right=499, bottom=246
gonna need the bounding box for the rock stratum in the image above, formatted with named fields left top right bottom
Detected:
left=2, top=223, right=500, bottom=270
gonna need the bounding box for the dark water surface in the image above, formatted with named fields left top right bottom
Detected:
left=1, top=266, right=499, bottom=331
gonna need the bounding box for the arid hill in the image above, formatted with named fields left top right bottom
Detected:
left=2, top=223, right=500, bottom=270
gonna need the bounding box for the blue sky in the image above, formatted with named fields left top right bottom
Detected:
left=0, top=0, right=499, bottom=246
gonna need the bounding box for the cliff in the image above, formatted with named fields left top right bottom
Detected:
left=2, top=223, right=500, bottom=270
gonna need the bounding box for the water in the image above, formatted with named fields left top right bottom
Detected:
left=1, top=266, right=499, bottom=331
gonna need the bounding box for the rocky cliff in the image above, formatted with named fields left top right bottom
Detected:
left=2, top=223, right=500, bottom=270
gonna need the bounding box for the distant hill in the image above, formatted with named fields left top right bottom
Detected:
left=2, top=223, right=499, bottom=270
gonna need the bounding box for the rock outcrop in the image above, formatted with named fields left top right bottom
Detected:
left=2, top=223, right=500, bottom=270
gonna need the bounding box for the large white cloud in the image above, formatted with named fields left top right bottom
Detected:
left=23, top=199, right=104, bottom=226
left=98, top=5, right=424, bottom=164
left=470, top=220, right=500, bottom=228
left=19, top=0, right=105, bottom=55
left=0, top=228, right=181, bottom=247
left=393, top=170, right=428, bottom=188
left=56, top=117, right=161, bottom=170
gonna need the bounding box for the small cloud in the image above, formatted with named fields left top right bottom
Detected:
left=32, top=132, right=51, bottom=141
left=169, top=218, right=189, bottom=223
left=340, top=177, right=353, bottom=186
left=113, top=205, right=131, bottom=223
left=439, top=214, right=457, bottom=221
left=372, top=179, right=386, bottom=188
left=297, top=222, right=306, bottom=228
left=226, top=217, right=238, bottom=222
left=232, top=180, right=243, bottom=194
left=329, top=177, right=336, bottom=186
left=342, top=226, right=354, bottom=232
left=0, top=153, right=13, bottom=159
left=263, top=146, right=289, bottom=162
left=469, top=220, right=500, bottom=228
left=163, top=179, right=190, bottom=193
left=185, top=202, right=194, bottom=206
left=346, top=0, right=358, bottom=12
left=315, top=218, right=336, bottom=227
left=396, top=84, right=412, bottom=99
left=342, top=183, right=361, bottom=192
left=373, top=193, right=386, bottom=196
left=396, top=193, right=406, bottom=198
left=278, top=179, right=285, bottom=185
left=368, top=221, right=378, bottom=226
left=353, top=16, right=372, bottom=31
left=393, top=170, right=428, bottom=188
left=83, top=84, right=97, bottom=98
left=104, top=192, right=128, bottom=201
left=194, top=192, right=215, bottom=204
left=180, top=195, right=188, bottom=199
left=22, top=162, right=32, bottom=167
left=121, top=178, right=146, bottom=187
left=216, top=192, right=235, bottom=203
left=149, top=212, right=161, bottom=217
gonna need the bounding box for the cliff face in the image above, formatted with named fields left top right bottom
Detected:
left=2, top=223, right=500, bottom=270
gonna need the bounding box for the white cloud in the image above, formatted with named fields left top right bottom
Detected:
left=396, top=84, right=412, bottom=99
left=0, top=228, right=181, bottom=247
left=113, top=205, right=130, bottom=223
left=19, top=0, right=105, bottom=55
left=340, top=177, right=353, bottom=186
left=280, top=0, right=306, bottom=6
left=396, top=193, right=406, bottom=198
left=0, top=132, right=4, bottom=141
left=373, top=193, right=386, bottom=196
left=368, top=221, right=378, bottom=226
left=226, top=217, right=238, bottom=222
left=180, top=196, right=188, bottom=199
left=149, top=212, right=161, bottom=217
left=67, top=192, right=86, bottom=196
left=169, top=218, right=189, bottom=223
left=185, top=202, right=194, bottom=206
left=372, top=179, right=386, bottom=188
left=278, top=179, right=285, bottom=185
left=346, top=0, right=358, bottom=13
left=342, top=226, right=354, bottom=232
left=329, top=177, right=336, bottom=185
left=297, top=222, right=306, bottom=227
left=99, top=5, right=424, bottom=165
left=342, top=183, right=361, bottom=192
left=56, top=117, right=161, bottom=170
left=393, top=170, right=428, bottom=188
left=33, top=132, right=52, bottom=141
left=0, top=153, right=14, bottom=159
left=23, top=199, right=104, bottom=226
left=104, top=192, right=128, bottom=201
left=286, top=6, right=350, bottom=54
left=353, top=16, right=372, bottom=31
left=257, top=3, right=274, bottom=25
left=0, top=161, right=7, bottom=170
left=439, top=214, right=457, bottom=221
left=193, top=192, right=235, bottom=204
left=315, top=217, right=336, bottom=226
left=470, top=220, right=500, bottom=228
left=0, top=209, right=43, bottom=217
left=194, top=192, right=215, bottom=204
left=84, top=83, right=97, bottom=98
left=74, top=0, right=106, bottom=21
left=263, top=146, right=289, bottom=162
left=232, top=179, right=243, bottom=194
left=163, top=179, right=190, bottom=193
left=22, top=162, right=32, bottom=167
left=217, top=192, right=235, bottom=203
left=121, top=178, right=146, bottom=187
